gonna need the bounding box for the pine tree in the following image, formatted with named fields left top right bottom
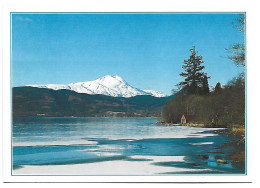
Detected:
left=201, top=75, right=210, bottom=95
left=179, top=46, right=209, bottom=95
left=214, top=82, right=222, bottom=94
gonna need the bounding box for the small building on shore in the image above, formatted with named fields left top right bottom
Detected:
left=181, top=114, right=198, bottom=124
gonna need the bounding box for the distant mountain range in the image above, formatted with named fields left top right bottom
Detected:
left=12, top=87, right=172, bottom=117
left=27, top=75, right=166, bottom=98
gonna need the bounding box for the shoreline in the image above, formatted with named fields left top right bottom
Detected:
left=154, top=121, right=245, bottom=133
left=154, top=121, right=212, bottom=128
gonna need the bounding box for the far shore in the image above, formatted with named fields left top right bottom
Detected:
left=13, top=116, right=160, bottom=118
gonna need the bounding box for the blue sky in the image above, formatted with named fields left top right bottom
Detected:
left=12, top=13, right=245, bottom=95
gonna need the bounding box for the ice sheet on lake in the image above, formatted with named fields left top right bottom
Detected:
left=13, top=126, right=225, bottom=147
left=190, top=142, right=214, bottom=145
left=13, top=140, right=98, bottom=147
left=13, top=155, right=213, bottom=175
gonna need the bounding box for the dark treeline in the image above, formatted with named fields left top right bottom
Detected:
left=162, top=73, right=245, bottom=127
left=13, top=87, right=170, bottom=117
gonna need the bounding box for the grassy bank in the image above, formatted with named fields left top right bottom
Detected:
left=231, top=126, right=245, bottom=136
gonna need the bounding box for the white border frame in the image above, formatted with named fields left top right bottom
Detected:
left=2, top=0, right=259, bottom=183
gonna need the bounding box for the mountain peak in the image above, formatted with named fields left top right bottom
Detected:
left=100, top=75, right=124, bottom=82
left=112, top=75, right=124, bottom=82
left=27, top=75, right=166, bottom=98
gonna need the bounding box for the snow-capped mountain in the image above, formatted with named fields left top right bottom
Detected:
left=143, top=90, right=166, bottom=98
left=27, top=75, right=166, bottom=98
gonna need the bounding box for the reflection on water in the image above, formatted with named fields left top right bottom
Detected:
left=12, top=117, right=245, bottom=174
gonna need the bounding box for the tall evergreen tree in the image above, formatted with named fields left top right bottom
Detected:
left=179, top=46, right=209, bottom=95
left=201, top=75, right=210, bottom=95
left=214, top=82, right=222, bottom=94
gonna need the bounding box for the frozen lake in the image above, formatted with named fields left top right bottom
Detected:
left=12, top=117, right=245, bottom=175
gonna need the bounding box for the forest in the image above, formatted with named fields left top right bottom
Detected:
left=162, top=15, right=245, bottom=128
left=162, top=72, right=245, bottom=128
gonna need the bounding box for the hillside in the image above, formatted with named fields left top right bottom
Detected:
left=13, top=87, right=172, bottom=117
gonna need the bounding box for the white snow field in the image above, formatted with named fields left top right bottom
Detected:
left=27, top=75, right=166, bottom=98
